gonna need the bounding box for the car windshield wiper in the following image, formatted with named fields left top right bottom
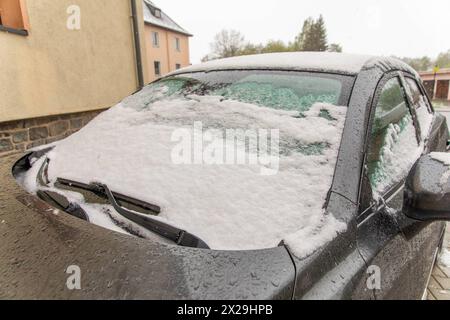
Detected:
left=57, top=178, right=162, bottom=215
left=31, top=156, right=90, bottom=223
left=56, top=178, right=210, bottom=249
left=37, top=189, right=89, bottom=222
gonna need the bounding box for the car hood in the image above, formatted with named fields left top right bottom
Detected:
left=0, top=153, right=295, bottom=299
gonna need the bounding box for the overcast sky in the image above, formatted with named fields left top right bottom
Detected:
left=155, top=0, right=450, bottom=64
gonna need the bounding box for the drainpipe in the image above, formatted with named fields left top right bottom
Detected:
left=130, top=0, right=145, bottom=90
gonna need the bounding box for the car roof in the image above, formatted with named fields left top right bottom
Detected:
left=169, top=52, right=417, bottom=77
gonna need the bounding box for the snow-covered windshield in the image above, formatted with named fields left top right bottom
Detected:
left=22, top=70, right=353, bottom=258
left=123, top=70, right=351, bottom=114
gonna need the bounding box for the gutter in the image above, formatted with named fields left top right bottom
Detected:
left=143, top=21, right=193, bottom=37
left=130, top=0, right=145, bottom=90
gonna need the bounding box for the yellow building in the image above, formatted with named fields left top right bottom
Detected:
left=143, top=0, right=192, bottom=82
left=0, top=0, right=191, bottom=156
left=0, top=0, right=148, bottom=155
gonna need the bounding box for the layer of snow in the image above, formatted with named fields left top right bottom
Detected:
left=16, top=156, right=46, bottom=194
left=170, top=52, right=372, bottom=76
left=22, top=94, right=348, bottom=258
left=430, top=152, right=450, bottom=166
left=283, top=214, right=346, bottom=258
left=16, top=164, right=128, bottom=235
left=439, top=249, right=450, bottom=268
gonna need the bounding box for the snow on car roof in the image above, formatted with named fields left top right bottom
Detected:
left=172, top=52, right=375, bottom=75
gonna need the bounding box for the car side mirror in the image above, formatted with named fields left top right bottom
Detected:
left=404, top=152, right=450, bottom=221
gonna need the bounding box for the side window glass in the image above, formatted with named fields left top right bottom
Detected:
left=405, top=77, right=434, bottom=141
left=367, top=77, right=420, bottom=197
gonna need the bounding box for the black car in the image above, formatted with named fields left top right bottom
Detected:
left=2, top=52, right=449, bottom=299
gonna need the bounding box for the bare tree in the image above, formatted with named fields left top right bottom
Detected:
left=211, top=29, right=246, bottom=59
left=203, top=17, right=345, bottom=61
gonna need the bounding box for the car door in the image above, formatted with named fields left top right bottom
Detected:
left=356, top=72, right=426, bottom=299
left=392, top=74, right=447, bottom=298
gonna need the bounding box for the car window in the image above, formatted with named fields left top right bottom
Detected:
left=367, top=77, right=420, bottom=196
left=124, top=70, right=354, bottom=114
left=405, top=78, right=421, bottom=106
left=209, top=74, right=342, bottom=112
left=404, top=77, right=434, bottom=141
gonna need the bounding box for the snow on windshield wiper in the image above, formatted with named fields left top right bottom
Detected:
left=37, top=189, right=89, bottom=222
left=56, top=178, right=210, bottom=249
left=37, top=158, right=50, bottom=186
left=57, top=178, right=161, bottom=214
left=33, top=156, right=89, bottom=222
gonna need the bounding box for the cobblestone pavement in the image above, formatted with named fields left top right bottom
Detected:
left=427, top=223, right=450, bottom=300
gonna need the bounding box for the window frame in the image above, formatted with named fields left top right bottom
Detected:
left=0, top=0, right=29, bottom=36
left=403, top=73, right=434, bottom=115
left=151, top=31, right=159, bottom=48
left=175, top=37, right=181, bottom=52
left=404, top=72, right=435, bottom=114
left=154, top=61, right=161, bottom=76
left=402, top=74, right=436, bottom=142
left=358, top=71, right=420, bottom=215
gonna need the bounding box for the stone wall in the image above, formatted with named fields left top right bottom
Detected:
left=0, top=109, right=107, bottom=157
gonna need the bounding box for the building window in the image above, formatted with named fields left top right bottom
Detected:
left=175, top=64, right=181, bottom=70
left=154, top=8, right=162, bottom=18
left=175, top=37, right=181, bottom=52
left=152, top=31, right=159, bottom=47
left=154, top=61, right=161, bottom=76
left=0, top=0, right=29, bottom=33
